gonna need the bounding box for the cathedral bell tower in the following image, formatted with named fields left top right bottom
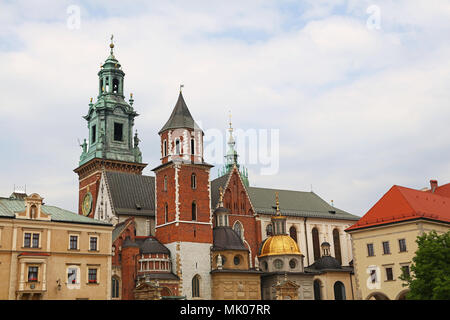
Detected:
left=153, top=89, right=213, bottom=299
left=74, top=37, right=146, bottom=218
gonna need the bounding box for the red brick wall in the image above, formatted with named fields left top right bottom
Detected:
left=121, top=245, right=139, bottom=300
left=155, top=163, right=212, bottom=244
left=224, top=169, right=261, bottom=265
left=78, top=170, right=102, bottom=217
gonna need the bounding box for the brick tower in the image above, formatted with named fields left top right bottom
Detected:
left=74, top=37, right=146, bottom=218
left=153, top=90, right=213, bottom=299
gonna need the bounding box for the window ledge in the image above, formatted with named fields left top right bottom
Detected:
left=87, top=282, right=100, bottom=285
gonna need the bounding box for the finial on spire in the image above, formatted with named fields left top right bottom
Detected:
left=228, top=110, right=232, bottom=129
left=110, top=34, right=114, bottom=49
left=180, top=84, right=184, bottom=92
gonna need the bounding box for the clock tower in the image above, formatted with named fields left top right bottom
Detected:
left=74, top=37, right=146, bottom=218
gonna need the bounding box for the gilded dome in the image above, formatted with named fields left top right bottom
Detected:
left=259, top=235, right=302, bottom=257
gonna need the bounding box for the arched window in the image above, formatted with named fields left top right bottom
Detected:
left=191, top=173, right=196, bottom=189
left=112, top=276, right=120, bottom=298
left=312, top=227, right=320, bottom=261
left=314, top=280, right=322, bottom=300
left=175, top=139, right=180, bottom=155
left=191, top=201, right=197, bottom=221
left=164, top=203, right=169, bottom=223
left=112, top=78, right=119, bottom=93
left=164, top=176, right=167, bottom=192
left=233, top=221, right=243, bottom=239
left=192, top=275, right=200, bottom=298
left=333, top=228, right=342, bottom=265
left=334, top=281, right=346, bottom=300
left=289, top=226, right=297, bottom=244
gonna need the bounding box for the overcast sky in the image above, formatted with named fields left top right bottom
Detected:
left=1, top=0, right=449, bottom=217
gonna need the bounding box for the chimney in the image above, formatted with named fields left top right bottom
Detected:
left=430, top=180, right=438, bottom=193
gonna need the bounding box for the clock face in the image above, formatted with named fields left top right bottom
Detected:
left=82, top=192, right=93, bottom=216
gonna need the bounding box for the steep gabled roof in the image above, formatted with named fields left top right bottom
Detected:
left=158, top=92, right=202, bottom=134
left=105, top=171, right=155, bottom=216
left=211, top=171, right=232, bottom=210
left=346, top=185, right=450, bottom=232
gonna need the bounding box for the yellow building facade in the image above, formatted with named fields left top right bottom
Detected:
left=0, top=193, right=113, bottom=300
left=349, top=219, right=449, bottom=300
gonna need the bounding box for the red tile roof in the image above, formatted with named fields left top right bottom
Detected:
left=346, top=184, right=450, bottom=232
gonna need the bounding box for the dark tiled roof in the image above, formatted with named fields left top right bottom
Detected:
left=308, top=256, right=342, bottom=270
left=105, top=171, right=155, bottom=216
left=159, top=92, right=202, bottom=134
left=247, top=187, right=359, bottom=221
left=138, top=237, right=170, bottom=255
left=140, top=273, right=179, bottom=280
left=122, top=236, right=139, bottom=248
left=212, top=226, right=248, bottom=251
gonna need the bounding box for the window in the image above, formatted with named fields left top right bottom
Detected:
left=233, top=221, right=243, bottom=239
left=68, top=268, right=78, bottom=284
left=399, top=239, right=407, bottom=252
left=314, top=280, right=322, bottom=300
left=114, top=123, right=123, bottom=141
left=262, top=261, right=268, bottom=271
left=191, top=173, right=196, bottom=189
left=163, top=140, right=167, bottom=157
left=312, top=227, right=320, bottom=261
left=385, top=267, right=394, bottom=281
left=90, top=237, right=98, bottom=251
left=191, top=139, right=195, bottom=155
left=382, top=241, right=390, bottom=254
left=192, top=275, right=200, bottom=298
left=274, top=259, right=283, bottom=269
left=367, top=243, right=375, bottom=256
left=401, top=265, right=410, bottom=278
left=164, top=203, right=169, bottom=223
left=88, top=268, right=98, bottom=284
left=112, top=78, right=119, bottom=93
left=289, top=259, right=297, bottom=269
left=333, top=229, right=342, bottom=265
left=191, top=201, right=197, bottom=221
left=92, top=125, right=97, bottom=143
left=24, top=233, right=31, bottom=248
left=289, top=226, right=297, bottom=244
left=175, top=139, right=180, bottom=155
left=24, top=233, right=39, bottom=248
left=333, top=281, right=346, bottom=300
left=164, top=176, right=167, bottom=192
left=266, top=224, right=273, bottom=236
left=370, top=269, right=377, bottom=284
left=233, top=255, right=241, bottom=266
left=70, top=235, right=78, bottom=250
left=28, top=266, right=38, bottom=282
left=112, top=277, right=120, bottom=298
left=32, top=234, right=39, bottom=248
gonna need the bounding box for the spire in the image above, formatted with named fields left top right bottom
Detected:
left=225, top=111, right=239, bottom=172
left=109, top=34, right=115, bottom=56
left=275, top=192, right=281, bottom=216
left=271, top=192, right=287, bottom=235
left=159, top=90, right=202, bottom=134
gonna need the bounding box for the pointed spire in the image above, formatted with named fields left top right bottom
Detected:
left=159, top=90, right=201, bottom=134
left=275, top=192, right=281, bottom=216
left=110, top=34, right=114, bottom=55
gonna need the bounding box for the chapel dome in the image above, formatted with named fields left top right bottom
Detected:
left=259, top=235, right=302, bottom=257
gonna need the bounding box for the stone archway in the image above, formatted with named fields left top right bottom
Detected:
left=395, top=289, right=409, bottom=300
left=366, top=292, right=390, bottom=300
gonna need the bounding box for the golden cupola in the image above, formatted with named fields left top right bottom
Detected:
left=259, top=193, right=302, bottom=257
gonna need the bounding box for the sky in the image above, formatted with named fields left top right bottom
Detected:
left=0, top=0, right=449, bottom=217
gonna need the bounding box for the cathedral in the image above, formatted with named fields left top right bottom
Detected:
left=74, top=39, right=359, bottom=300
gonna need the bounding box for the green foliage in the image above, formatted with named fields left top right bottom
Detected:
left=399, top=230, right=450, bottom=299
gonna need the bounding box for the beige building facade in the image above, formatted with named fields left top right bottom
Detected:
left=0, top=193, right=113, bottom=300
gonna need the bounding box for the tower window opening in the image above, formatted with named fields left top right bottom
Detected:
left=191, top=173, right=197, bottom=189
left=105, top=77, right=109, bottom=92
left=114, top=123, right=123, bottom=141
left=192, top=201, right=197, bottom=221
left=92, top=125, right=97, bottom=143
left=191, top=139, right=195, bottom=155
left=112, top=78, right=119, bottom=94
left=163, top=140, right=167, bottom=157
left=175, top=139, right=180, bottom=155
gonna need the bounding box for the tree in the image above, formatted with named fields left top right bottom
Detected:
left=400, top=230, right=450, bottom=299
